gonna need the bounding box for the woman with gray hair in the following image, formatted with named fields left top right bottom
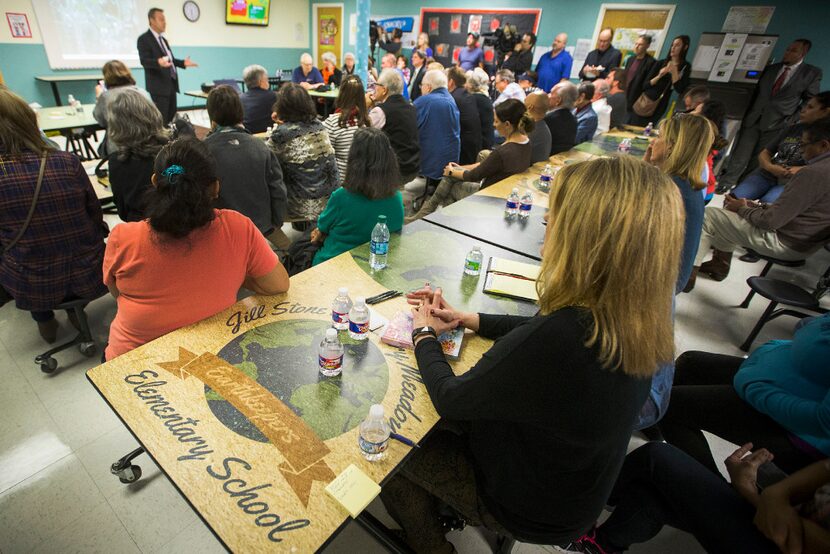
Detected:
left=321, top=51, right=342, bottom=86
left=342, top=52, right=356, bottom=76
left=240, top=64, right=276, bottom=133
left=106, top=88, right=171, bottom=221
left=465, top=67, right=494, bottom=149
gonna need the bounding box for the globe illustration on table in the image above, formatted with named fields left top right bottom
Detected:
left=206, top=319, right=389, bottom=441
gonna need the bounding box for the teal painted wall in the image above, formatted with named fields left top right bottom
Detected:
left=1, top=43, right=306, bottom=107
left=362, top=1, right=829, bottom=80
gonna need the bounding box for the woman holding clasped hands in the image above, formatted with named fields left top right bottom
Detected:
left=378, top=156, right=685, bottom=552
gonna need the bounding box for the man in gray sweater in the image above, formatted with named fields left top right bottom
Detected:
left=203, top=85, right=289, bottom=250
left=690, top=118, right=830, bottom=286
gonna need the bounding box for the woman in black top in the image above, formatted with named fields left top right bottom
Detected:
left=380, top=156, right=685, bottom=552
left=630, top=35, right=691, bottom=126
left=106, top=88, right=170, bottom=222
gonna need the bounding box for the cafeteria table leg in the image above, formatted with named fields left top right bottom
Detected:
left=51, top=82, right=62, bottom=106
left=355, top=511, right=415, bottom=553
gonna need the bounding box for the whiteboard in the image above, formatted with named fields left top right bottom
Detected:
left=32, top=0, right=149, bottom=69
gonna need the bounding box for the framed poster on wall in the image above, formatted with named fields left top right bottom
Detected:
left=590, top=3, right=676, bottom=64
left=313, top=3, right=344, bottom=70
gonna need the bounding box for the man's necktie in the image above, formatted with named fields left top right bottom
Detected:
left=771, top=66, right=789, bottom=96
left=158, top=36, right=177, bottom=79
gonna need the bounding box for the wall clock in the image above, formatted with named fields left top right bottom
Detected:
left=183, top=1, right=200, bottom=22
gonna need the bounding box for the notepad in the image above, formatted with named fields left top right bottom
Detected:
left=483, top=273, right=539, bottom=302
left=325, top=464, right=381, bottom=518
left=486, top=257, right=541, bottom=280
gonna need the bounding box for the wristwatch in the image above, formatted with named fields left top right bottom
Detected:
left=411, top=325, right=437, bottom=344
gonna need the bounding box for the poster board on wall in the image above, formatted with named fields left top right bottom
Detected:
left=313, top=3, right=344, bottom=69
left=419, top=8, right=541, bottom=67
left=590, top=3, right=676, bottom=65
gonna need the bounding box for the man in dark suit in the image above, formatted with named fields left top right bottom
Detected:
left=719, top=39, right=822, bottom=190
left=579, top=28, right=622, bottom=81
left=623, top=34, right=656, bottom=120
left=447, top=67, right=482, bottom=164
left=544, top=80, right=578, bottom=155
left=409, top=50, right=427, bottom=101
left=137, top=7, right=197, bottom=124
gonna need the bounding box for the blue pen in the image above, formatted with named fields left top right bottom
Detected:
left=390, top=432, right=419, bottom=448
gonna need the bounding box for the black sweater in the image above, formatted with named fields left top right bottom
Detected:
left=414, top=308, right=650, bottom=544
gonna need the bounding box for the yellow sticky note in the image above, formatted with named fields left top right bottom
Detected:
left=325, top=464, right=381, bottom=518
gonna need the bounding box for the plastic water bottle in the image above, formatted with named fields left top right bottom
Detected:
left=539, top=164, right=553, bottom=191
left=504, top=188, right=520, bottom=218
left=643, top=122, right=653, bottom=136
left=369, top=215, right=390, bottom=270
left=348, top=297, right=370, bottom=340
left=66, top=94, right=78, bottom=115
left=618, top=138, right=632, bottom=153
left=331, top=287, right=353, bottom=330
left=358, top=404, right=390, bottom=462
left=464, top=245, right=483, bottom=276
left=518, top=191, right=533, bottom=220
left=318, top=328, right=345, bottom=377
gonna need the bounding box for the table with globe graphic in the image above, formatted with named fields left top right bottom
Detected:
left=86, top=219, right=538, bottom=552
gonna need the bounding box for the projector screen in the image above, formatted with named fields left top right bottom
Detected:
left=32, top=0, right=148, bottom=69
left=226, top=0, right=271, bottom=26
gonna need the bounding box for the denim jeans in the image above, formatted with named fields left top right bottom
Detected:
left=731, top=169, right=784, bottom=203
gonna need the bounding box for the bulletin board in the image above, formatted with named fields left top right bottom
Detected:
left=591, top=3, right=676, bottom=63
left=419, top=7, right=541, bottom=66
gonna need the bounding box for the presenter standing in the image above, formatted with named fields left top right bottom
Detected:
left=137, top=7, right=197, bottom=124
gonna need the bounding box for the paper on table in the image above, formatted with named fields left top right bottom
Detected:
left=325, top=464, right=381, bottom=518
left=484, top=274, right=539, bottom=302
left=487, top=257, right=541, bottom=280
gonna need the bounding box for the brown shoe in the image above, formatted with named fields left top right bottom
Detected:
left=699, top=249, right=733, bottom=281
left=37, top=318, right=59, bottom=343
left=682, top=267, right=698, bottom=293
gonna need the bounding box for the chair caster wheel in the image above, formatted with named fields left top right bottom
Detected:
left=79, top=342, right=97, bottom=357
left=113, top=463, right=142, bottom=484
left=40, top=357, right=58, bottom=373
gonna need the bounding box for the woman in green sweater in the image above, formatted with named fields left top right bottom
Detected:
left=311, top=127, right=405, bottom=265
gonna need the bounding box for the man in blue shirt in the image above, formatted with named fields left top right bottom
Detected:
left=413, top=69, right=460, bottom=185
left=291, top=53, right=324, bottom=90
left=574, top=82, right=598, bottom=144
left=458, top=33, right=484, bottom=71
left=536, top=33, right=573, bottom=93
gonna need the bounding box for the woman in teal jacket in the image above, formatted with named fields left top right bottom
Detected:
left=658, top=313, right=830, bottom=476
left=310, top=127, right=404, bottom=265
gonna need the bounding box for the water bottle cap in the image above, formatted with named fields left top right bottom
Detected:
left=338, top=287, right=348, bottom=296
left=512, top=187, right=519, bottom=193
left=369, top=404, right=384, bottom=418
left=545, top=163, right=551, bottom=169
left=354, top=296, right=366, bottom=306
left=473, top=245, right=481, bottom=251
left=326, top=328, right=338, bottom=339
left=377, top=215, right=387, bottom=222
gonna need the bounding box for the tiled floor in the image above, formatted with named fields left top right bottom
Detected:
left=3, top=123, right=828, bottom=553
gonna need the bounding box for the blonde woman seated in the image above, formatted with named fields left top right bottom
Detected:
left=410, top=98, right=533, bottom=220
left=381, top=156, right=684, bottom=552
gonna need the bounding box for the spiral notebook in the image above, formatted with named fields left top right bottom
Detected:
left=482, top=257, right=540, bottom=302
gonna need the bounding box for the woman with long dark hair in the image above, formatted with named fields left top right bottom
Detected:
left=630, top=35, right=691, bottom=126
left=322, top=74, right=370, bottom=181
left=103, top=138, right=289, bottom=360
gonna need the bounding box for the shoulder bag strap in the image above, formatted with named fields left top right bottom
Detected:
left=2, top=153, right=47, bottom=256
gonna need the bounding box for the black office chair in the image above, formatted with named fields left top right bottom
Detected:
left=738, top=250, right=806, bottom=308
left=34, top=298, right=100, bottom=372
left=739, top=256, right=830, bottom=352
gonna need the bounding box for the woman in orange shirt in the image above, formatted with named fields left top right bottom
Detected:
left=103, top=138, right=289, bottom=360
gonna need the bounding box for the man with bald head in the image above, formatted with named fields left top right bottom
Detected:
left=544, top=81, right=578, bottom=155
left=292, top=53, right=324, bottom=90
left=535, top=33, right=572, bottom=93
left=579, top=28, right=621, bottom=81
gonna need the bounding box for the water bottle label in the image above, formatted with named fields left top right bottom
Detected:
left=505, top=200, right=518, bottom=209
left=520, top=203, right=532, bottom=212
left=370, top=240, right=388, bottom=255
left=540, top=174, right=551, bottom=183
left=332, top=310, right=348, bottom=324
left=318, top=354, right=343, bottom=371
left=349, top=320, right=369, bottom=335
left=465, top=259, right=481, bottom=272
left=359, top=435, right=388, bottom=455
